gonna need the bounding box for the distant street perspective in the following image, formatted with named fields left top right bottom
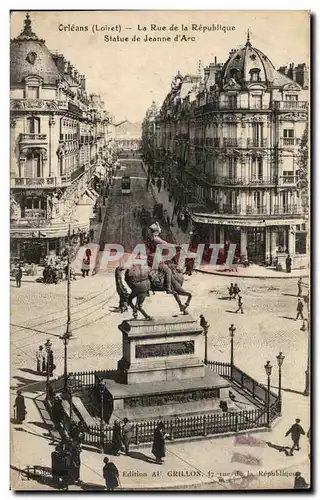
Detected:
left=10, top=12, right=310, bottom=492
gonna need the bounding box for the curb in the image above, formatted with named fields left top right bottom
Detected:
left=195, top=268, right=309, bottom=280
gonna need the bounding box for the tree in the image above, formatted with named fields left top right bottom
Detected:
left=296, top=123, right=309, bottom=209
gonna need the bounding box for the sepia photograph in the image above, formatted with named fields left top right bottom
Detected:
left=9, top=9, right=310, bottom=491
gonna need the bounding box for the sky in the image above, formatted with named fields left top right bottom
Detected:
left=10, top=10, right=310, bottom=123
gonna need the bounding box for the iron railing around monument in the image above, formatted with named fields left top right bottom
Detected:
left=48, top=363, right=280, bottom=449
left=82, top=405, right=275, bottom=449
left=206, top=361, right=278, bottom=408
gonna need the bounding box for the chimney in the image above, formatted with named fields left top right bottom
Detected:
left=214, top=56, right=217, bottom=65
left=52, top=53, right=65, bottom=74
left=74, top=70, right=79, bottom=83
left=63, top=59, right=69, bottom=74
left=67, top=62, right=73, bottom=76
left=80, top=75, right=86, bottom=90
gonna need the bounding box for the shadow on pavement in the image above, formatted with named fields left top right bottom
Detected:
left=125, top=450, right=156, bottom=464
left=282, top=293, right=299, bottom=297
left=266, top=442, right=292, bottom=456
left=20, top=368, right=44, bottom=376
left=80, top=481, right=106, bottom=491
left=278, top=316, right=297, bottom=321
left=10, top=464, right=63, bottom=490
left=11, top=376, right=46, bottom=393
left=225, top=310, right=238, bottom=314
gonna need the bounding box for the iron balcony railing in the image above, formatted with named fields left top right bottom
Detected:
left=273, top=101, right=308, bottom=110
left=19, top=133, right=47, bottom=141
left=15, top=176, right=71, bottom=187
left=280, top=137, right=301, bottom=147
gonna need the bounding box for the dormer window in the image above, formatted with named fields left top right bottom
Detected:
left=26, top=86, right=39, bottom=99
left=249, top=68, right=261, bottom=82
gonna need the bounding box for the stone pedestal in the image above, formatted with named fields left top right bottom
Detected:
left=118, top=315, right=205, bottom=384
left=99, top=315, right=231, bottom=422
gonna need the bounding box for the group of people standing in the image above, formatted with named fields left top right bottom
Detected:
left=36, top=344, right=55, bottom=376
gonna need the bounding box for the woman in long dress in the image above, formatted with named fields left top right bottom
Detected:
left=152, top=422, right=167, bottom=464
left=110, top=420, right=122, bottom=456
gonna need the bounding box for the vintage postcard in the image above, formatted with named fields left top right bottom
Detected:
left=10, top=10, right=310, bottom=491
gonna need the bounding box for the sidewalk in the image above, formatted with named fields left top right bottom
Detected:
left=196, top=263, right=309, bottom=279
left=10, top=388, right=310, bottom=491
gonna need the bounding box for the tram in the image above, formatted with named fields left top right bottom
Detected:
left=121, top=176, right=131, bottom=195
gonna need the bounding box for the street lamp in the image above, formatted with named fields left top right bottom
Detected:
left=44, top=339, right=52, bottom=399
left=61, top=331, right=71, bottom=390
left=99, top=383, right=105, bottom=453
left=200, top=315, right=209, bottom=365
left=276, top=352, right=285, bottom=415
left=229, top=324, right=236, bottom=376
left=301, top=291, right=310, bottom=396
left=264, top=360, right=273, bottom=427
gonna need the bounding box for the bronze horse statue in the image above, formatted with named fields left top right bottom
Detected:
left=121, top=261, right=192, bottom=320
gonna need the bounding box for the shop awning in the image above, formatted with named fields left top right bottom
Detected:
left=192, top=213, right=305, bottom=227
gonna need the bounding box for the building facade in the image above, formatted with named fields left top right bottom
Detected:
left=10, top=14, right=115, bottom=262
left=144, top=36, right=309, bottom=269
left=114, top=121, right=142, bottom=153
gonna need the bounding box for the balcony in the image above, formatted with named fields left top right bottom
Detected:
left=280, top=137, right=301, bottom=147
left=213, top=176, right=276, bottom=186
left=273, top=101, right=308, bottom=111
left=19, top=133, right=47, bottom=146
left=246, top=206, right=268, bottom=215
left=221, top=204, right=242, bottom=215
left=14, top=176, right=71, bottom=188
left=247, top=138, right=268, bottom=148
left=273, top=205, right=307, bottom=215
left=279, top=175, right=298, bottom=185
left=10, top=99, right=83, bottom=117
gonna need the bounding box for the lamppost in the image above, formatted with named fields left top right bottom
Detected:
left=44, top=339, right=52, bottom=399
left=301, top=291, right=310, bottom=396
left=200, top=315, right=209, bottom=364
left=264, top=360, right=273, bottom=427
left=99, top=383, right=105, bottom=453
left=229, top=324, right=236, bottom=374
left=60, top=224, right=72, bottom=390
left=276, top=352, right=285, bottom=415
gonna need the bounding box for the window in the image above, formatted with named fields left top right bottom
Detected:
left=251, top=95, right=262, bottom=109
left=227, top=95, right=237, bottom=108
left=27, top=86, right=39, bottom=99
left=283, top=129, right=294, bottom=138
left=295, top=232, right=307, bottom=254
left=26, top=117, right=40, bottom=134
left=249, top=68, right=261, bottom=82
left=285, top=94, right=298, bottom=101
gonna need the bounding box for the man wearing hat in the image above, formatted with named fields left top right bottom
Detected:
left=285, top=418, right=306, bottom=455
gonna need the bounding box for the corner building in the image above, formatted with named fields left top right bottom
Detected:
left=151, top=36, right=309, bottom=268
left=10, top=14, right=114, bottom=262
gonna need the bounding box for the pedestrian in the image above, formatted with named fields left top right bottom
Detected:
left=36, top=345, right=45, bottom=373
left=297, top=277, right=304, bottom=297
left=233, top=283, right=241, bottom=298
left=52, top=395, right=64, bottom=427
left=103, top=457, right=119, bottom=491
left=15, top=265, right=22, bottom=288
left=81, top=253, right=90, bottom=278
left=152, top=422, right=167, bottom=464
left=285, top=418, right=305, bottom=455
left=286, top=253, right=292, bottom=273
left=166, top=214, right=171, bottom=228
left=51, top=443, right=65, bottom=487
left=89, top=228, right=94, bottom=242
left=47, top=348, right=55, bottom=377
left=236, top=295, right=244, bottom=314
left=157, top=177, right=162, bottom=192
left=296, top=298, right=304, bottom=320
left=146, top=177, right=150, bottom=190
left=293, top=472, right=309, bottom=489
left=115, top=265, right=129, bottom=312
left=199, top=314, right=209, bottom=331
left=122, top=418, right=133, bottom=455
left=110, top=420, right=122, bottom=456
left=228, top=283, right=235, bottom=300
left=14, top=390, right=26, bottom=424
left=69, top=441, right=81, bottom=485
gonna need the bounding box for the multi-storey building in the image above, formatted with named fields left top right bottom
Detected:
left=114, top=121, right=142, bottom=153
left=147, top=35, right=309, bottom=269
left=10, top=14, right=114, bottom=262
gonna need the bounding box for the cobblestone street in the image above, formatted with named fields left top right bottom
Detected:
left=10, top=158, right=310, bottom=491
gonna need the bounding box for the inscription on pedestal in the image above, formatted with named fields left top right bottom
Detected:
left=124, top=388, right=220, bottom=408
left=135, top=341, right=195, bottom=359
